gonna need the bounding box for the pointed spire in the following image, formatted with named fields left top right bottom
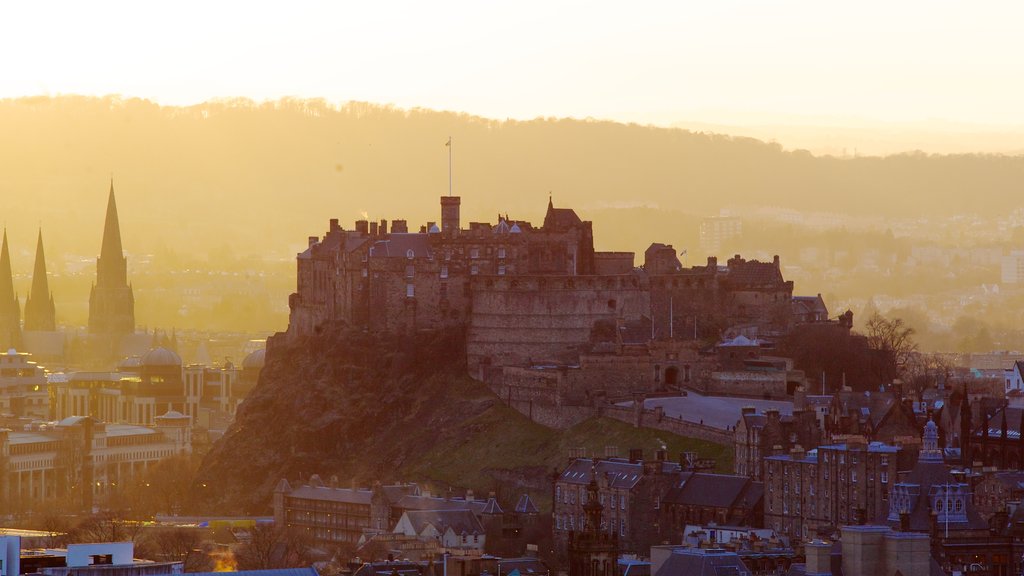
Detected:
left=0, top=229, right=21, bottom=348
left=100, top=178, right=125, bottom=268
left=90, top=180, right=135, bottom=338
left=24, top=229, right=56, bottom=332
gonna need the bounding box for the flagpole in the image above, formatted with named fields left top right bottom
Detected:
left=447, top=136, right=453, bottom=197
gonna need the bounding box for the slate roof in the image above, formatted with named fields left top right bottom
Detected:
left=394, top=494, right=488, bottom=515
left=287, top=485, right=373, bottom=505
left=724, top=260, right=783, bottom=286
left=401, top=509, right=484, bottom=536
left=664, top=473, right=762, bottom=509
left=654, top=548, right=751, bottom=576
left=975, top=405, right=1024, bottom=439
left=543, top=201, right=584, bottom=231
left=515, top=493, right=540, bottom=514
left=558, top=458, right=682, bottom=489
left=369, top=233, right=433, bottom=259
left=481, top=497, right=504, bottom=515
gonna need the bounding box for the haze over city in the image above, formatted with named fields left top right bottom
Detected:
left=3, top=3, right=1024, bottom=576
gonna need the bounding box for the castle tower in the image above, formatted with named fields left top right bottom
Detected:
left=88, top=181, right=135, bottom=336
left=24, top=229, right=56, bottom=332
left=0, top=230, right=21, bottom=348
left=440, top=195, right=461, bottom=233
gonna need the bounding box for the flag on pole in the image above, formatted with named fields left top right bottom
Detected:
left=446, top=137, right=451, bottom=147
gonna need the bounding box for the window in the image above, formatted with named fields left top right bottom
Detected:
left=956, top=498, right=963, bottom=512
left=406, top=249, right=415, bottom=259
left=498, top=264, right=506, bottom=275
left=440, top=265, right=449, bottom=279
left=498, top=247, right=506, bottom=259
left=620, top=520, right=626, bottom=536
left=851, top=470, right=857, bottom=483
left=556, top=485, right=561, bottom=502
left=406, top=284, right=415, bottom=298
left=471, top=265, right=479, bottom=275
left=881, top=471, right=888, bottom=483
left=470, top=248, right=480, bottom=259
left=620, top=494, right=626, bottom=510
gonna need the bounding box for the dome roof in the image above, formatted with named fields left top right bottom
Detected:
left=243, top=348, right=267, bottom=370
left=141, top=347, right=182, bottom=368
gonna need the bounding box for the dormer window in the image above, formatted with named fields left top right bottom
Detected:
left=406, top=249, right=415, bottom=260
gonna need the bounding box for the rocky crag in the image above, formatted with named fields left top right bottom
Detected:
left=194, top=325, right=731, bottom=514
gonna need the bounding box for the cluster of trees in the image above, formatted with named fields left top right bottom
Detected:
left=782, top=311, right=955, bottom=394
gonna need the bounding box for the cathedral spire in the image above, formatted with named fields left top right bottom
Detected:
left=24, top=229, right=56, bottom=331
left=0, top=229, right=21, bottom=347
left=100, top=179, right=125, bottom=280
left=89, top=181, right=135, bottom=337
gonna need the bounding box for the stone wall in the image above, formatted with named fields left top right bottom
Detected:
left=600, top=405, right=733, bottom=445
left=467, top=275, right=649, bottom=373
left=696, top=370, right=791, bottom=399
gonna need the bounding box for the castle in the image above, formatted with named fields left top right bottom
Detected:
left=287, top=197, right=818, bottom=404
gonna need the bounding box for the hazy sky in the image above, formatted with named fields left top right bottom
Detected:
left=3, top=1, right=1023, bottom=129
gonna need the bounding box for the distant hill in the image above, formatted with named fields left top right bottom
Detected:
left=1, top=96, right=1022, bottom=265
left=192, top=327, right=731, bottom=514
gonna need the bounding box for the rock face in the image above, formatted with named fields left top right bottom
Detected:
left=194, top=326, right=490, bottom=513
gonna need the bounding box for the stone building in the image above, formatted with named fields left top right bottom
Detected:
left=0, top=412, right=190, bottom=512
left=0, top=348, right=49, bottom=419
left=286, top=197, right=805, bottom=379
left=733, top=407, right=820, bottom=480
left=660, top=472, right=764, bottom=540
left=762, top=437, right=916, bottom=540
left=553, top=454, right=681, bottom=562
left=273, top=476, right=538, bottom=554
left=49, top=346, right=261, bottom=426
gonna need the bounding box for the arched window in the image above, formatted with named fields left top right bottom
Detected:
left=406, top=249, right=415, bottom=259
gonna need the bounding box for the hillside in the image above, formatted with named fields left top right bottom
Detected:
left=2, top=96, right=1023, bottom=265
left=193, top=326, right=731, bottom=514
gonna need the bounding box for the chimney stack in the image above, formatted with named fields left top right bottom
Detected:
left=440, top=196, right=461, bottom=233
left=356, top=220, right=369, bottom=235
left=628, top=448, right=643, bottom=463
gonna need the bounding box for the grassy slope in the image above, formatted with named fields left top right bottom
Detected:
left=404, top=373, right=733, bottom=509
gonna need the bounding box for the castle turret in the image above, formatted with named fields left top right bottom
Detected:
left=24, top=229, right=56, bottom=331
left=440, top=195, right=461, bottom=233
left=0, top=229, right=21, bottom=348
left=88, top=180, right=135, bottom=336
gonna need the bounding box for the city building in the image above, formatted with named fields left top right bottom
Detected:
left=763, top=437, right=915, bottom=540
left=49, top=346, right=262, bottom=426
left=0, top=413, right=190, bottom=512
left=698, top=217, right=742, bottom=255
left=566, top=475, right=619, bottom=576
left=660, top=473, right=764, bottom=540
left=0, top=348, right=48, bottom=419
left=554, top=454, right=681, bottom=561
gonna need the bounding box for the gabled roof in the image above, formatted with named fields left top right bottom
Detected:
left=664, top=473, right=760, bottom=509
left=543, top=200, right=584, bottom=231
left=400, top=509, right=484, bottom=536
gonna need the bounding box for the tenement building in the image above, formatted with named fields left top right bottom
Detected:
left=763, top=436, right=916, bottom=540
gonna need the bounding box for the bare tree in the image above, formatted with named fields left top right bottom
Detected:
left=865, top=313, right=918, bottom=382
left=233, top=523, right=313, bottom=570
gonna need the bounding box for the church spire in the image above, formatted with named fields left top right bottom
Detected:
left=24, top=229, right=56, bottom=331
left=99, top=179, right=125, bottom=283
left=89, top=180, right=135, bottom=337
left=0, top=229, right=21, bottom=347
